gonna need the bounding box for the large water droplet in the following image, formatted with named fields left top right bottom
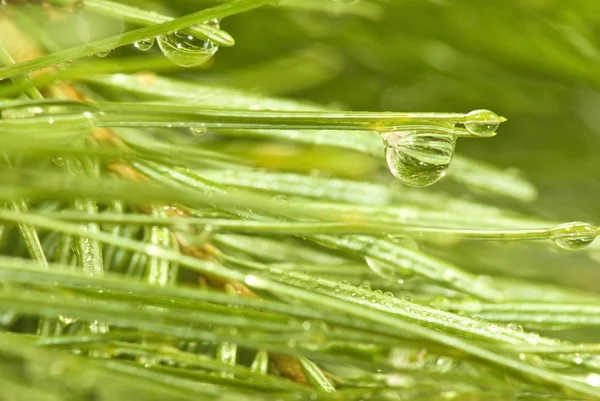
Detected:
left=382, top=128, right=456, bottom=187
left=464, top=109, right=503, bottom=137
left=550, top=221, right=597, bottom=250
left=157, top=20, right=220, bottom=67
left=134, top=38, right=155, bottom=51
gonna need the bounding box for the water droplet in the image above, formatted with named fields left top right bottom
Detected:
left=464, top=109, right=503, bottom=137
left=506, top=323, right=524, bottom=332
left=524, top=333, right=540, bottom=345
left=442, top=269, right=456, bottom=282
left=382, top=128, right=456, bottom=187
left=190, top=126, right=208, bottom=136
left=134, top=38, right=155, bottom=51
left=95, top=49, right=111, bottom=58
left=550, top=221, right=597, bottom=250
left=52, top=157, right=65, bottom=167
left=586, top=373, right=600, bottom=387
left=272, top=195, right=290, bottom=204
left=157, top=20, right=220, bottom=67
left=244, top=274, right=266, bottom=288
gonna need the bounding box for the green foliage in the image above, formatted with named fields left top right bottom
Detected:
left=1, top=0, right=600, bottom=400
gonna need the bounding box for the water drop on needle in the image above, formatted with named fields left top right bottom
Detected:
left=157, top=20, right=220, bottom=67
left=134, top=38, right=155, bottom=51
left=382, top=128, right=456, bottom=187
left=550, top=221, right=597, bottom=250
left=464, top=109, right=503, bottom=137
left=94, top=49, right=111, bottom=58
left=190, top=126, right=208, bottom=136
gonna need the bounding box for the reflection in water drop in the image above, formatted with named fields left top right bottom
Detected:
left=134, top=38, right=155, bottom=51
left=157, top=19, right=220, bottom=67
left=382, top=127, right=456, bottom=187
left=550, top=221, right=597, bottom=250
left=464, top=109, right=503, bottom=137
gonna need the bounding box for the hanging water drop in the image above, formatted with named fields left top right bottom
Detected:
left=382, top=128, right=456, bottom=187
left=134, top=38, right=155, bottom=51
left=550, top=221, right=597, bottom=250
left=464, top=109, right=504, bottom=137
left=157, top=19, right=220, bottom=67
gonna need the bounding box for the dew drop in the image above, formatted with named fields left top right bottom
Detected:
left=506, top=323, right=524, bottom=332
left=382, top=128, right=456, bottom=187
left=157, top=20, right=220, bottom=67
left=134, top=38, right=155, bottom=51
left=586, top=373, right=600, bottom=387
left=52, top=157, right=65, bottom=167
left=272, top=195, right=290, bottom=204
left=190, top=126, right=208, bottom=136
left=550, top=221, right=597, bottom=250
left=464, top=109, right=503, bottom=137
left=442, top=269, right=456, bottom=282
left=94, top=49, right=111, bottom=58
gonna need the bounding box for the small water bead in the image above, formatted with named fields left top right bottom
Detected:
left=157, top=19, right=220, bottom=67
left=134, top=38, right=155, bottom=51
left=506, top=323, right=524, bottom=332
left=550, top=221, right=597, bottom=250
left=271, top=195, right=290, bottom=204
left=586, top=373, right=600, bottom=387
left=382, top=128, right=456, bottom=187
left=94, top=49, right=111, bottom=58
left=190, top=126, right=208, bottom=136
left=463, top=109, right=503, bottom=137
